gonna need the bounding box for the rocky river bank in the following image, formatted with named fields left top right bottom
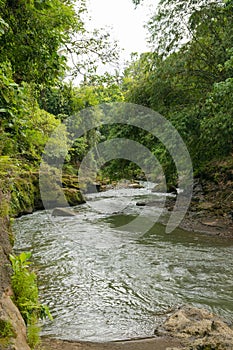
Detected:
left=40, top=305, right=233, bottom=350
left=0, top=162, right=233, bottom=349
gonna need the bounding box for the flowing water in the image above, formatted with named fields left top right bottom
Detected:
left=13, top=185, right=233, bottom=341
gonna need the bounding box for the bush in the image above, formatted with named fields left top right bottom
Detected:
left=10, top=252, right=52, bottom=348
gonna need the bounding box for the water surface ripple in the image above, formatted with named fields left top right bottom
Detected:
left=13, top=187, right=233, bottom=341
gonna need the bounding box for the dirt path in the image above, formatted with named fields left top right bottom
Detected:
left=40, top=336, right=183, bottom=350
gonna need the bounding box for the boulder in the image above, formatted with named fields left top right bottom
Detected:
left=51, top=207, right=77, bottom=217
left=198, top=201, right=214, bottom=210
left=151, top=183, right=167, bottom=193
left=136, top=201, right=146, bottom=206
left=155, top=306, right=233, bottom=349
left=63, top=188, right=85, bottom=206
left=128, top=183, right=143, bottom=189
left=0, top=292, right=30, bottom=350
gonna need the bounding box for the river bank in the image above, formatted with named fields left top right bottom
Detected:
left=39, top=305, right=233, bottom=350
left=40, top=336, right=183, bottom=350
left=168, top=174, right=233, bottom=238
left=0, top=170, right=86, bottom=349
left=1, top=159, right=233, bottom=349
left=182, top=158, right=233, bottom=238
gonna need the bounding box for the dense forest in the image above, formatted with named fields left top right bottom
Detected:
left=0, top=0, right=232, bottom=201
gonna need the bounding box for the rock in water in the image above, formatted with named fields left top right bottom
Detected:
left=52, top=207, right=77, bottom=217
left=136, top=201, right=146, bottom=206
left=128, top=183, right=143, bottom=189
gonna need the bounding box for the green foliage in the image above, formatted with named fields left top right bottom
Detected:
left=0, top=0, right=119, bottom=169
left=27, top=319, right=40, bottom=349
left=0, top=319, right=15, bottom=338
left=122, top=0, right=233, bottom=181
left=0, top=0, right=118, bottom=84
left=39, top=74, right=124, bottom=118
left=38, top=83, right=79, bottom=119
left=42, top=122, right=68, bottom=163
left=9, top=252, right=52, bottom=348
left=100, top=159, right=144, bottom=182
left=37, top=76, right=124, bottom=167
left=0, top=156, right=17, bottom=178
left=0, top=62, right=60, bottom=161
left=199, top=78, right=233, bottom=160
left=0, top=0, right=78, bottom=85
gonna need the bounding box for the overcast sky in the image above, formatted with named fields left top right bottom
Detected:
left=86, top=0, right=158, bottom=74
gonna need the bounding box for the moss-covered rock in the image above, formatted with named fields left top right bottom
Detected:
left=62, top=175, right=80, bottom=190
left=63, top=188, right=85, bottom=206
left=1, top=170, right=85, bottom=217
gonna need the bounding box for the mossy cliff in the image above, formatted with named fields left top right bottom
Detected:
left=8, top=172, right=84, bottom=217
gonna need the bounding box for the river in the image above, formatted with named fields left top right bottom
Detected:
left=13, top=184, right=233, bottom=342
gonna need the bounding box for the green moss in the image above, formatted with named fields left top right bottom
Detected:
left=63, top=188, right=85, bottom=206
left=9, top=177, right=35, bottom=216
left=0, top=190, right=10, bottom=218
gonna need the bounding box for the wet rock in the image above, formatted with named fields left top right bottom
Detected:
left=52, top=207, right=77, bottom=217
left=155, top=306, right=233, bottom=349
left=151, top=183, right=167, bottom=193
left=136, top=200, right=164, bottom=207
left=85, top=182, right=101, bottom=193
left=167, top=185, right=178, bottom=195
left=128, top=183, right=143, bottom=189
left=136, top=201, right=146, bottom=206
left=151, top=183, right=177, bottom=194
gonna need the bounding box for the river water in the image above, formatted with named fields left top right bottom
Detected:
left=13, top=185, right=233, bottom=341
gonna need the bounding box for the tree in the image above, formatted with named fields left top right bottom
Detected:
left=124, top=0, right=233, bottom=178
left=0, top=62, right=60, bottom=160
left=0, top=0, right=119, bottom=85
left=0, top=0, right=80, bottom=85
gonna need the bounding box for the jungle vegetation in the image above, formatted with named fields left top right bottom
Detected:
left=0, top=0, right=232, bottom=184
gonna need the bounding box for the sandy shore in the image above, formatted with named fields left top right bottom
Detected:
left=40, top=336, right=183, bottom=350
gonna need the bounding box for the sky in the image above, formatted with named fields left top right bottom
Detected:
left=86, top=0, right=158, bottom=74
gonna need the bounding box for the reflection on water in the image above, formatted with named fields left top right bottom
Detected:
left=13, top=187, right=233, bottom=341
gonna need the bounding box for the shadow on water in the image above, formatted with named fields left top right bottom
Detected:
left=105, top=213, right=232, bottom=247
